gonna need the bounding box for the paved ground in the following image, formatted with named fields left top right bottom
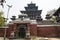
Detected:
left=30, top=37, right=60, bottom=40
left=0, top=37, right=9, bottom=40
left=0, top=37, right=25, bottom=40
left=9, top=39, right=25, bottom=40
left=0, top=37, right=60, bottom=40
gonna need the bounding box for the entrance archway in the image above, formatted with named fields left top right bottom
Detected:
left=17, top=24, right=27, bottom=38
left=18, top=27, right=26, bottom=38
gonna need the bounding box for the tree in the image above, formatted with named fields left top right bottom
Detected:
left=0, top=11, right=5, bottom=27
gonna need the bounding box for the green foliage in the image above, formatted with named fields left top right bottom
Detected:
left=0, top=11, right=5, bottom=27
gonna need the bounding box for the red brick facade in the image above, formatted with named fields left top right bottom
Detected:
left=27, top=23, right=37, bottom=36
left=0, top=23, right=60, bottom=38
left=37, top=26, right=57, bottom=37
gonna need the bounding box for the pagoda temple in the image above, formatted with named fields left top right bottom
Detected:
left=20, top=2, right=42, bottom=20
left=0, top=2, right=60, bottom=40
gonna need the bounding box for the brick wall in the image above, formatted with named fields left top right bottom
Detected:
left=27, top=23, right=37, bottom=36
left=0, top=28, right=9, bottom=37
left=0, top=23, right=60, bottom=38
left=57, top=26, right=60, bottom=37
left=37, top=26, right=59, bottom=37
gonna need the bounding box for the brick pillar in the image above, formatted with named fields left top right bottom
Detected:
left=26, top=23, right=31, bottom=40
left=29, top=24, right=37, bottom=36
left=26, top=23, right=37, bottom=40
left=9, top=23, right=17, bottom=38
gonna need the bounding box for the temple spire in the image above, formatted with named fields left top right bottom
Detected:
left=21, top=2, right=42, bottom=20
left=31, top=1, right=33, bottom=4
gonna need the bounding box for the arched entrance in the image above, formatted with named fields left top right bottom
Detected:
left=16, top=24, right=27, bottom=38
left=18, top=27, right=26, bottom=38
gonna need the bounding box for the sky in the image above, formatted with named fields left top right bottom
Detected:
left=0, top=0, right=60, bottom=20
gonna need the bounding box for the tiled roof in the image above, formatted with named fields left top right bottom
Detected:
left=9, top=18, right=60, bottom=25
left=53, top=7, right=60, bottom=16
left=37, top=20, right=60, bottom=25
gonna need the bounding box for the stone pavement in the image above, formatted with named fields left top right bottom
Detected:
left=0, top=37, right=25, bottom=40
left=30, top=37, right=60, bottom=40
left=0, top=37, right=60, bottom=40
left=9, top=39, right=25, bottom=40
left=0, top=37, right=9, bottom=40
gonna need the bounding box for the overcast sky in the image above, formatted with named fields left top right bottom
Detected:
left=0, top=0, right=60, bottom=20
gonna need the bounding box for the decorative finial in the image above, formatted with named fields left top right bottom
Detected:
left=31, top=1, right=33, bottom=4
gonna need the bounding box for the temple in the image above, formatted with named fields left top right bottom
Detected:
left=20, top=2, right=42, bottom=20
left=0, top=2, right=60, bottom=40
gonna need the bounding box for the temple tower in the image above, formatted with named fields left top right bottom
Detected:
left=20, top=2, right=42, bottom=20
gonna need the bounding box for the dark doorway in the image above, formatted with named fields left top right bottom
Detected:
left=18, top=28, right=26, bottom=38
left=17, top=24, right=26, bottom=38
